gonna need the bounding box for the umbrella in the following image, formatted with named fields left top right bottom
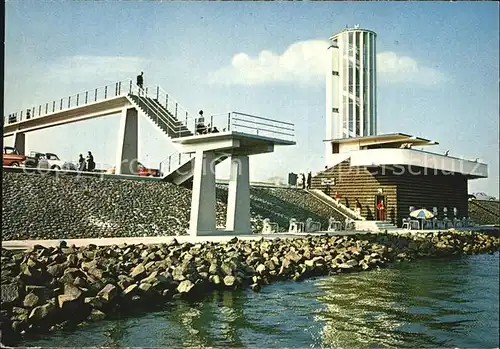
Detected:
left=409, top=209, right=434, bottom=229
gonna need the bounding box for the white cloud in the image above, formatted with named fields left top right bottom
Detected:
left=209, top=40, right=447, bottom=87
left=377, top=51, right=447, bottom=86
left=208, top=40, right=329, bottom=86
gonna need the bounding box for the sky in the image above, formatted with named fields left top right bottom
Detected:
left=4, top=1, right=499, bottom=197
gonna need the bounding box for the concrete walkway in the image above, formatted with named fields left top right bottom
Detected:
left=1, top=231, right=360, bottom=250
left=3, top=227, right=495, bottom=251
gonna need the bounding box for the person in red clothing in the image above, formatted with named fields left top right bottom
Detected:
left=334, top=192, right=341, bottom=203
left=376, top=200, right=385, bottom=221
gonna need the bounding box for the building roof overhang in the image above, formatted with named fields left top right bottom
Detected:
left=323, top=133, right=439, bottom=147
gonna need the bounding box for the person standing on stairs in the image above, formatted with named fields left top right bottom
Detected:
left=137, top=72, right=144, bottom=91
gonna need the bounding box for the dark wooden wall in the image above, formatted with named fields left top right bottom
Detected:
left=311, top=160, right=398, bottom=223
left=393, top=169, right=468, bottom=225
left=311, top=161, right=469, bottom=226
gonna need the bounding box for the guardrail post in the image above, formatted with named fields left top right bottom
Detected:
left=68, top=96, right=71, bottom=108
left=37, top=106, right=40, bottom=116
left=115, top=83, right=118, bottom=96
left=168, top=157, right=171, bottom=173
left=104, top=86, right=107, bottom=99
left=118, top=81, right=121, bottom=95
left=165, top=94, right=168, bottom=109
left=129, top=80, right=132, bottom=94
left=175, top=103, right=178, bottom=119
left=185, top=112, right=188, bottom=126
left=156, top=86, right=159, bottom=100
left=210, top=115, right=213, bottom=129
left=20, top=111, right=23, bottom=120
left=76, top=94, right=79, bottom=106
left=52, top=101, right=55, bottom=112
left=227, top=113, right=231, bottom=131
left=45, top=103, right=48, bottom=114
left=179, top=153, right=181, bottom=164
left=85, top=91, right=88, bottom=104
left=95, top=89, right=97, bottom=102
left=60, top=99, right=63, bottom=110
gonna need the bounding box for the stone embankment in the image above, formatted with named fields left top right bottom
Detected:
left=2, top=172, right=343, bottom=240
left=1, top=231, right=499, bottom=344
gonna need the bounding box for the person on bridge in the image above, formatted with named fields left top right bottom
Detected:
left=137, top=72, right=144, bottom=90
left=306, top=171, right=312, bottom=189
left=78, top=154, right=86, bottom=171
left=86, top=151, right=95, bottom=172
left=196, top=110, right=206, bottom=135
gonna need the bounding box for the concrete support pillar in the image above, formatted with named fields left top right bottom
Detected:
left=115, top=108, right=138, bottom=175
left=225, top=155, right=251, bottom=233
left=189, top=150, right=217, bottom=235
left=13, top=132, right=26, bottom=155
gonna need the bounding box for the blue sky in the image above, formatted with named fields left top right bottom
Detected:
left=4, top=1, right=499, bottom=196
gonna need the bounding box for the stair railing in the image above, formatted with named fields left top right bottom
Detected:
left=158, top=151, right=194, bottom=176
left=129, top=85, right=193, bottom=138
left=146, top=84, right=198, bottom=135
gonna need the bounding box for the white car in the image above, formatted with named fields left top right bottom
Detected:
left=469, top=192, right=496, bottom=201
left=28, top=151, right=76, bottom=171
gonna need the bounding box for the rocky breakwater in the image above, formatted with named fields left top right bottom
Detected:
left=1, top=231, right=499, bottom=344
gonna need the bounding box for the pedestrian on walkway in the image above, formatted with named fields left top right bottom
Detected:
left=78, top=154, right=86, bottom=171
left=86, top=151, right=95, bottom=172
left=137, top=72, right=144, bottom=90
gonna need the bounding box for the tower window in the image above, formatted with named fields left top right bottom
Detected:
left=332, top=108, right=339, bottom=113
left=332, top=71, right=339, bottom=76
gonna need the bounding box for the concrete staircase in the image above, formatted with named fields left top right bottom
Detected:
left=308, top=189, right=364, bottom=221
left=161, top=152, right=228, bottom=185
left=355, top=220, right=398, bottom=232
left=127, top=94, right=193, bottom=138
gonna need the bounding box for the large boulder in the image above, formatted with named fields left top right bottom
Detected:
left=1, top=283, right=23, bottom=305
left=177, top=280, right=194, bottom=294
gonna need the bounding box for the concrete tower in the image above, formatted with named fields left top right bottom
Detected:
left=325, top=26, right=377, bottom=160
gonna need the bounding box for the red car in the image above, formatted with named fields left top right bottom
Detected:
left=106, top=161, right=160, bottom=177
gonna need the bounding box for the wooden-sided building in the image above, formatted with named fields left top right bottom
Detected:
left=313, top=133, right=488, bottom=227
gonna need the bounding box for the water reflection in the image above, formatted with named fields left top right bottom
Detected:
left=20, top=254, right=499, bottom=348
left=313, top=254, right=499, bottom=348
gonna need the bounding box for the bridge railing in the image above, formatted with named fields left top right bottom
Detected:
left=206, top=112, right=295, bottom=142
left=4, top=79, right=134, bottom=125
left=159, top=151, right=193, bottom=176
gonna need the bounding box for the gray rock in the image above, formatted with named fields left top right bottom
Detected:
left=23, top=293, right=40, bottom=308
left=97, top=284, right=117, bottom=303
left=177, top=280, right=194, bottom=294
left=130, top=264, right=147, bottom=279
left=87, top=309, right=106, bottom=321
left=223, top=275, right=236, bottom=287
left=1, top=283, right=23, bottom=304
left=29, top=303, right=56, bottom=322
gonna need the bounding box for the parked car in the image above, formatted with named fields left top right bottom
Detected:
left=25, top=151, right=76, bottom=171
left=469, top=192, right=496, bottom=201
left=2, top=146, right=26, bottom=167
left=106, top=162, right=161, bottom=177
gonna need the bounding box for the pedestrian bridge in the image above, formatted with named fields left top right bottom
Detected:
left=3, top=78, right=295, bottom=180
left=3, top=78, right=296, bottom=236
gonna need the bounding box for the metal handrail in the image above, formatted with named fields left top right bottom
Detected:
left=146, top=84, right=197, bottom=135
left=231, top=117, right=295, bottom=132
left=4, top=78, right=133, bottom=125
left=232, top=111, right=295, bottom=126
left=158, top=151, right=193, bottom=176
left=131, top=87, right=189, bottom=136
